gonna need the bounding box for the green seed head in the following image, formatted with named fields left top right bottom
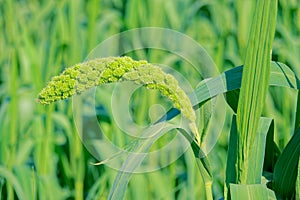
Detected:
left=122, top=64, right=196, bottom=123
left=38, top=56, right=145, bottom=104
left=38, top=56, right=199, bottom=141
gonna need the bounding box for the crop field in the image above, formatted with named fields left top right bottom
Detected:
left=0, top=0, right=299, bottom=199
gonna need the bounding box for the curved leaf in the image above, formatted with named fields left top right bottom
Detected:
left=158, top=61, right=300, bottom=123
left=272, top=128, right=300, bottom=199
left=0, top=166, right=26, bottom=200
left=107, top=123, right=193, bottom=200
left=108, top=126, right=212, bottom=200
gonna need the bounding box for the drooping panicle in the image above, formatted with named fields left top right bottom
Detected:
left=38, top=56, right=146, bottom=104
left=38, top=56, right=199, bottom=142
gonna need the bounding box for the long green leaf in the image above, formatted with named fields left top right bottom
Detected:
left=107, top=123, right=192, bottom=200
left=157, top=61, right=300, bottom=123
left=230, top=184, right=276, bottom=200
left=272, top=128, right=300, bottom=199
left=234, top=0, right=277, bottom=183
left=225, top=115, right=272, bottom=198
left=0, top=166, right=25, bottom=200
left=191, top=62, right=299, bottom=107
left=107, top=121, right=213, bottom=200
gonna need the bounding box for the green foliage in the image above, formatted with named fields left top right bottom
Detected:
left=272, top=128, right=300, bottom=199
left=229, top=184, right=276, bottom=200
left=226, top=116, right=272, bottom=195
left=1, top=0, right=300, bottom=199
left=235, top=0, right=277, bottom=184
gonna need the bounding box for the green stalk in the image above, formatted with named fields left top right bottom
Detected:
left=195, top=158, right=213, bottom=200
left=236, top=0, right=277, bottom=183
left=7, top=50, right=18, bottom=200
left=69, top=1, right=85, bottom=199
left=189, top=138, right=213, bottom=200
left=87, top=0, right=98, bottom=51
left=4, top=0, right=20, bottom=198
left=70, top=96, right=84, bottom=200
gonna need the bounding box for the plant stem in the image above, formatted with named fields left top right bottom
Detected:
left=189, top=137, right=213, bottom=199
left=72, top=97, right=85, bottom=200
left=195, top=158, right=213, bottom=200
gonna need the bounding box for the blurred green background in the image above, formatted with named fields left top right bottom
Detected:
left=0, top=0, right=299, bottom=199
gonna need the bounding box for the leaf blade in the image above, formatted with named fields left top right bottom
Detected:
left=230, top=184, right=275, bottom=200
left=272, top=128, right=300, bottom=199
left=235, top=0, right=277, bottom=183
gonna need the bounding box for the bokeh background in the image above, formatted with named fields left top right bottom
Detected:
left=0, top=0, right=299, bottom=199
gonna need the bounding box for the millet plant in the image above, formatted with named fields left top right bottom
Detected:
left=37, top=0, right=299, bottom=199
